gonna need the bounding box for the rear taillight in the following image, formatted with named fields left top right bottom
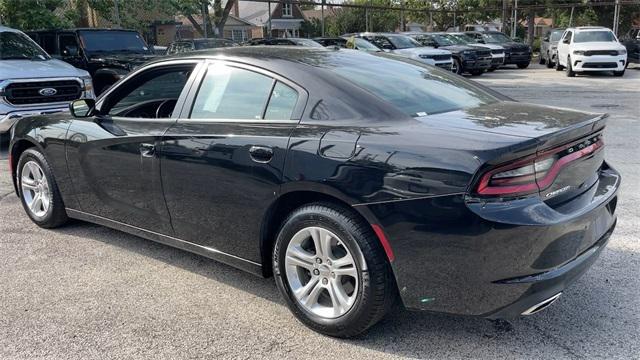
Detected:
left=476, top=134, right=603, bottom=197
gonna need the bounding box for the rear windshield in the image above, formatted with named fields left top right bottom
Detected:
left=574, top=30, right=616, bottom=43
left=331, top=54, right=498, bottom=117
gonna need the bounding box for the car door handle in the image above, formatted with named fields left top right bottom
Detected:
left=140, top=143, right=156, bottom=158
left=249, top=145, right=273, bottom=163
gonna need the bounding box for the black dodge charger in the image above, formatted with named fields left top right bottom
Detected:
left=8, top=47, right=619, bottom=337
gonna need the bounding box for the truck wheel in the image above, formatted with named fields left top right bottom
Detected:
left=566, top=56, right=575, bottom=77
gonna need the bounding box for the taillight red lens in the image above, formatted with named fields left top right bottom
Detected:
left=476, top=135, right=603, bottom=197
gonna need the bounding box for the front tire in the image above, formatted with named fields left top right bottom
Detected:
left=517, top=62, right=530, bottom=69
left=613, top=70, right=625, bottom=77
left=566, top=56, right=575, bottom=77
left=555, top=57, right=564, bottom=71
left=273, top=203, right=395, bottom=337
left=17, top=148, right=68, bottom=228
left=451, top=58, right=463, bottom=75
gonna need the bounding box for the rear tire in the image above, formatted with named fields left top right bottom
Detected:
left=273, top=203, right=396, bottom=338
left=17, top=148, right=68, bottom=228
left=539, top=55, right=545, bottom=65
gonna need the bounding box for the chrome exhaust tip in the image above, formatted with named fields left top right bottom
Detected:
left=521, top=293, right=562, bottom=316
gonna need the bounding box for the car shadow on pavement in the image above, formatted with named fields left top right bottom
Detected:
left=49, top=219, right=637, bottom=358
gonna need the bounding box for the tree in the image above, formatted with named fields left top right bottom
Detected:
left=0, top=0, right=75, bottom=30
left=168, top=0, right=236, bottom=38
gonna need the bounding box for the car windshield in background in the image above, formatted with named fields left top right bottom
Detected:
left=79, top=30, right=150, bottom=55
left=450, top=34, right=476, bottom=44
left=387, top=35, right=420, bottom=49
left=482, top=32, right=512, bottom=43
left=291, top=39, right=323, bottom=47
left=332, top=54, right=497, bottom=117
left=0, top=31, right=49, bottom=60
left=354, top=38, right=381, bottom=51
left=194, top=39, right=235, bottom=49
left=440, top=34, right=464, bottom=45
left=574, top=31, right=616, bottom=43
left=550, top=30, right=564, bottom=42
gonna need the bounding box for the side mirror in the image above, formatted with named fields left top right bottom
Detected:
left=69, top=99, right=95, bottom=118
left=543, top=36, right=550, bottom=42
left=476, top=39, right=485, bottom=44
left=63, top=45, right=79, bottom=57
left=563, top=38, right=570, bottom=44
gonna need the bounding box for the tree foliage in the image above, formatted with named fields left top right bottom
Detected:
left=0, top=0, right=76, bottom=30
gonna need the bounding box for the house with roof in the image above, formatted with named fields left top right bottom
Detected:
left=174, top=13, right=257, bottom=43
left=238, top=0, right=306, bottom=38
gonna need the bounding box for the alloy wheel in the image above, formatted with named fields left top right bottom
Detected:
left=21, top=161, right=51, bottom=218
left=284, top=226, right=359, bottom=319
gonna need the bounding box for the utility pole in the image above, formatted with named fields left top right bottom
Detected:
left=400, top=0, right=405, bottom=32
left=202, top=1, right=208, bottom=38
left=267, top=1, right=272, bottom=38
left=613, top=0, right=621, bottom=36
left=502, top=0, right=507, bottom=32
left=321, top=0, right=325, bottom=37
left=114, top=0, right=121, bottom=28
left=511, top=0, right=518, bottom=38
left=569, top=6, right=574, bottom=27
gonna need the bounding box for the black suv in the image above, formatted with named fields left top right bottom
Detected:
left=28, top=28, right=157, bottom=94
left=620, top=27, right=640, bottom=65
left=464, top=31, right=531, bottom=68
left=407, top=32, right=492, bottom=75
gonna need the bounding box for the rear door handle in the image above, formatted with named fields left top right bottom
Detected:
left=140, top=143, right=156, bottom=157
left=249, top=145, right=273, bottom=163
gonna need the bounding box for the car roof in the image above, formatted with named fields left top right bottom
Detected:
left=568, top=26, right=610, bottom=31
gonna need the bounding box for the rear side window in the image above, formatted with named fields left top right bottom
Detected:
left=331, top=54, right=497, bottom=117
left=264, top=82, right=298, bottom=120
left=191, top=65, right=273, bottom=120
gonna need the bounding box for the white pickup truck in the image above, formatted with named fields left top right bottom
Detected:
left=0, top=26, right=94, bottom=133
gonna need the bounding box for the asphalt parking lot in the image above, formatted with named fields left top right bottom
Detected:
left=1, top=64, right=639, bottom=359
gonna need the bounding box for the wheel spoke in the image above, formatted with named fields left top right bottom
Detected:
left=331, top=255, right=354, bottom=269
left=297, top=278, right=323, bottom=307
left=328, top=279, right=351, bottom=316
left=286, top=246, right=315, bottom=271
left=320, top=229, right=333, bottom=260
left=333, top=266, right=357, bottom=279
left=309, top=227, right=323, bottom=258
left=21, top=176, right=37, bottom=190
left=29, top=193, right=41, bottom=213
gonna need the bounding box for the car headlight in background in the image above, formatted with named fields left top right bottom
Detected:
left=573, top=50, right=585, bottom=55
left=619, top=49, right=627, bottom=55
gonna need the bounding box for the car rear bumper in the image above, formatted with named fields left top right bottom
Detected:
left=0, top=106, right=69, bottom=133
left=360, top=162, right=620, bottom=317
left=571, top=54, right=627, bottom=72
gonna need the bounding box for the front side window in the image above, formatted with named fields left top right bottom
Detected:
left=574, top=30, right=616, bottom=43
left=191, top=65, right=273, bottom=120
left=386, top=35, right=420, bottom=49
left=0, top=31, right=49, bottom=60
left=106, top=66, right=194, bottom=118
left=59, top=34, right=80, bottom=57
left=190, top=64, right=299, bottom=120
